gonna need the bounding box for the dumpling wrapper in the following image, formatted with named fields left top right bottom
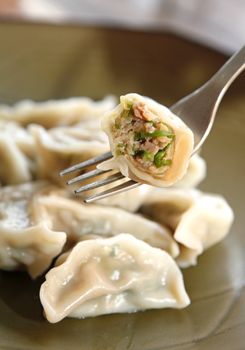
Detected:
left=0, top=96, right=116, bottom=185
left=30, top=124, right=109, bottom=184
left=174, top=154, right=206, bottom=188
left=0, top=182, right=66, bottom=278
left=96, top=184, right=152, bottom=212
left=0, top=96, right=116, bottom=128
left=175, top=192, right=234, bottom=267
left=40, top=234, right=190, bottom=322
left=37, top=194, right=179, bottom=258
left=0, top=133, right=32, bottom=185
left=99, top=93, right=194, bottom=187
left=140, top=188, right=234, bottom=267
left=101, top=153, right=206, bottom=213
left=0, top=120, right=34, bottom=159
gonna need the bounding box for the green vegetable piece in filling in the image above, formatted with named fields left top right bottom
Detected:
left=134, top=129, right=174, bottom=141
left=162, top=159, right=172, bottom=166
left=125, top=101, right=133, bottom=110
left=121, top=109, right=130, bottom=119
left=133, top=150, right=154, bottom=161
left=116, top=142, right=125, bottom=156
left=154, top=150, right=172, bottom=168
left=147, top=130, right=174, bottom=138
left=134, top=131, right=147, bottom=141
left=142, top=151, right=154, bottom=162
left=115, top=107, right=133, bottom=129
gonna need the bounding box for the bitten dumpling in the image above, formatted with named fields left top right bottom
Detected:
left=140, top=188, right=234, bottom=267
left=40, top=234, right=190, bottom=322
left=99, top=93, right=194, bottom=187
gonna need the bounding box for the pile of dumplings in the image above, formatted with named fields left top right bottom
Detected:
left=0, top=96, right=234, bottom=323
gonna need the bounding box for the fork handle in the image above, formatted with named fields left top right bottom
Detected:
left=170, top=46, right=245, bottom=153
left=208, top=45, right=245, bottom=94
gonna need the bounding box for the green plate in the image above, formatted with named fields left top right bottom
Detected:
left=0, top=22, right=244, bottom=350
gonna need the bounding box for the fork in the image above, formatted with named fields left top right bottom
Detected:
left=60, top=46, right=245, bottom=203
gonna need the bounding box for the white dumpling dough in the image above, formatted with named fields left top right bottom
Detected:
left=0, top=182, right=66, bottom=278
left=40, top=234, right=190, bottom=322
left=98, top=153, right=206, bottom=212
left=30, top=124, right=109, bottom=184
left=99, top=93, right=194, bottom=187
left=139, top=188, right=234, bottom=267
left=96, top=184, right=152, bottom=212
left=0, top=96, right=116, bottom=128
left=0, top=120, right=34, bottom=158
left=37, top=194, right=179, bottom=258
left=174, top=154, right=206, bottom=188
left=0, top=133, right=32, bottom=185
left=0, top=96, right=116, bottom=185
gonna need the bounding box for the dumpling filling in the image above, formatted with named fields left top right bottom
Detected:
left=112, top=101, right=175, bottom=175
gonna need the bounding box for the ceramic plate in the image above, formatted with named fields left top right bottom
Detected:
left=0, top=22, right=244, bottom=350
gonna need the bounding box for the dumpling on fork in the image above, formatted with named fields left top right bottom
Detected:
left=40, top=234, right=190, bottom=323
left=100, top=93, right=194, bottom=187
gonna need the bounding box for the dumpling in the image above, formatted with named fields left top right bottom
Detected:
left=174, top=154, right=207, bottom=188
left=37, top=194, right=179, bottom=258
left=0, top=182, right=66, bottom=278
left=0, top=133, right=32, bottom=185
left=30, top=124, right=109, bottom=184
left=96, top=184, right=152, bottom=212
left=0, top=120, right=34, bottom=159
left=99, top=93, right=194, bottom=187
left=0, top=96, right=116, bottom=128
left=40, top=234, right=190, bottom=322
left=0, top=96, right=117, bottom=184
left=174, top=192, right=234, bottom=267
left=139, top=188, right=234, bottom=267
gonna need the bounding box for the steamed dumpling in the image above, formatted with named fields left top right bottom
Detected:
left=0, top=96, right=116, bottom=185
left=174, top=154, right=206, bottom=188
left=37, top=194, right=179, bottom=258
left=40, top=234, right=190, bottom=322
left=139, top=188, right=234, bottom=267
left=0, top=133, right=32, bottom=185
left=0, top=182, right=66, bottom=278
left=175, top=192, right=234, bottom=267
left=99, top=93, right=194, bottom=187
left=96, top=184, right=152, bottom=212
left=0, top=96, right=116, bottom=128
left=98, top=153, right=206, bottom=211
left=0, top=120, right=34, bottom=159
left=30, top=124, right=109, bottom=184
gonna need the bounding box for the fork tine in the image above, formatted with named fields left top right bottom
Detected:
left=84, top=180, right=140, bottom=203
left=59, top=151, right=112, bottom=176
left=74, top=172, right=124, bottom=194
left=67, top=168, right=112, bottom=185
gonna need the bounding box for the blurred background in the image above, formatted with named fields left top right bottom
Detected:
left=0, top=0, right=244, bottom=53
left=0, top=0, right=244, bottom=103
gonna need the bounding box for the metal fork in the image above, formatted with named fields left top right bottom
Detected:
left=60, top=46, right=245, bottom=203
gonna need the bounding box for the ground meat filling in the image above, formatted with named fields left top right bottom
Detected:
left=112, top=101, right=175, bottom=174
